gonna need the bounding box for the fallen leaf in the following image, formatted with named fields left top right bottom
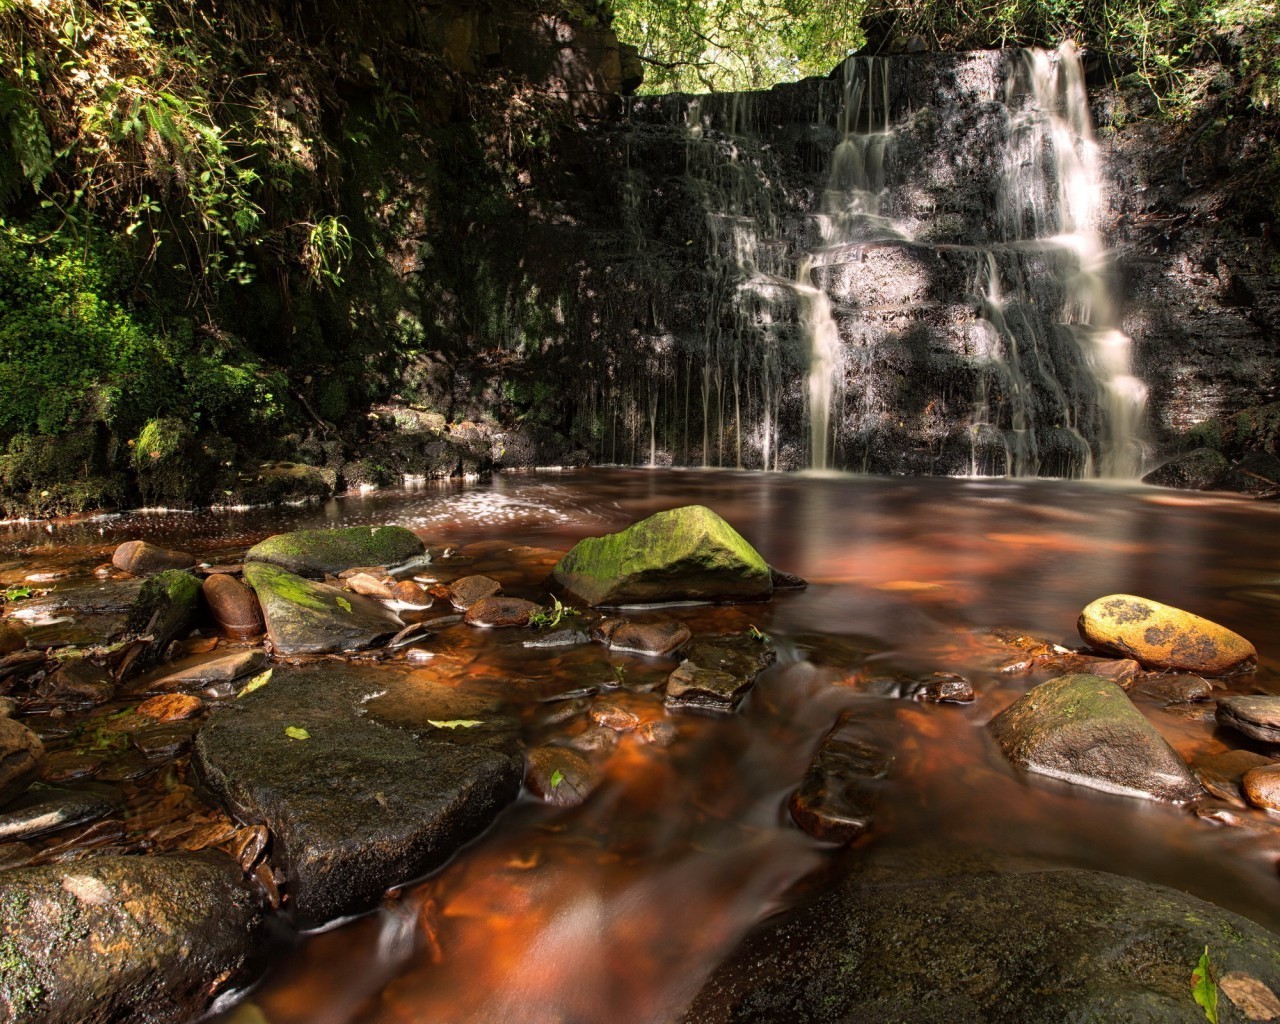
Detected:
left=1192, top=946, right=1219, bottom=1024
left=336, top=597, right=352, bottom=614
left=427, top=719, right=483, bottom=729
left=284, top=725, right=310, bottom=741
left=1221, top=972, right=1280, bottom=1021
left=550, top=769, right=565, bottom=789
left=237, top=669, right=273, bottom=698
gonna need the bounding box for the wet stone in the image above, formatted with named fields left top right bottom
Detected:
left=39, top=751, right=104, bottom=784
left=534, top=698, right=590, bottom=728
left=0, top=785, right=120, bottom=842
left=131, top=721, right=199, bottom=760
left=244, top=562, right=404, bottom=656
left=912, top=671, right=974, bottom=703
left=566, top=726, right=620, bottom=754
left=635, top=720, right=677, bottom=747
left=98, top=749, right=159, bottom=782
left=137, top=692, right=205, bottom=721
left=36, top=659, right=115, bottom=708
left=1243, top=764, right=1280, bottom=812
left=1193, top=750, right=1275, bottom=807
left=524, top=628, right=590, bottom=649
left=988, top=674, right=1204, bottom=802
left=789, top=713, right=892, bottom=844
left=202, top=573, right=265, bottom=639
left=464, top=596, right=541, bottom=628
left=665, top=632, right=777, bottom=714
left=0, top=621, right=25, bottom=655
left=0, top=696, right=15, bottom=718
left=391, top=580, right=431, bottom=606
left=448, top=575, right=502, bottom=610
left=1040, top=653, right=1143, bottom=686
left=1218, top=696, right=1280, bottom=744
left=1131, top=673, right=1214, bottom=704
left=123, top=570, right=202, bottom=673
left=1078, top=593, right=1256, bottom=675
left=597, top=619, right=692, bottom=657
left=0, top=716, right=45, bottom=806
left=111, top=539, right=197, bottom=577
left=346, top=572, right=396, bottom=599
left=142, top=649, right=269, bottom=693
left=590, top=701, right=640, bottom=731
left=246, top=525, right=425, bottom=579
left=525, top=746, right=598, bottom=807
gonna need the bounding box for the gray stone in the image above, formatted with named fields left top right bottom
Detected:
left=0, top=854, right=265, bottom=1024
left=684, top=867, right=1280, bottom=1024
left=243, top=562, right=403, bottom=656
left=245, top=525, right=425, bottom=578
left=191, top=664, right=522, bottom=928
left=1218, top=696, right=1280, bottom=744
left=988, top=674, right=1203, bottom=802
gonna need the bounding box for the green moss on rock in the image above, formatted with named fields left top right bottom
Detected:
left=550, top=504, right=772, bottom=606
left=245, top=525, right=425, bottom=578
left=243, top=562, right=404, bottom=655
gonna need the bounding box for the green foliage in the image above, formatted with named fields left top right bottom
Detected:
left=303, top=215, right=353, bottom=287
left=1192, top=945, right=1219, bottom=1023
left=284, top=725, right=311, bottom=740
left=529, top=595, right=579, bottom=628
left=549, top=768, right=566, bottom=788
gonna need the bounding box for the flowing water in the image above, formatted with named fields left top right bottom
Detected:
left=3, top=469, right=1280, bottom=1023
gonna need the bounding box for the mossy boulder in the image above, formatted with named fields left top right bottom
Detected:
left=243, top=562, right=403, bottom=655
left=989, top=674, right=1202, bottom=802
left=122, top=570, right=201, bottom=669
left=0, top=853, right=265, bottom=1024
left=1142, top=448, right=1230, bottom=490
left=1078, top=594, right=1256, bottom=675
left=550, top=505, right=772, bottom=606
left=245, top=525, right=425, bottom=578
left=684, top=867, right=1280, bottom=1024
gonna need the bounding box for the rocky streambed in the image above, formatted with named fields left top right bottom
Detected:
left=1, top=472, right=1280, bottom=1023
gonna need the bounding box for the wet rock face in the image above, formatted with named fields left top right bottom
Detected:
left=988, top=674, right=1203, bottom=802
left=789, top=713, right=891, bottom=843
left=202, top=573, right=264, bottom=639
left=1218, top=696, right=1280, bottom=745
left=243, top=562, right=403, bottom=655
left=0, top=717, right=44, bottom=807
left=551, top=506, right=773, bottom=606
left=0, top=853, right=266, bottom=1024
left=683, top=868, right=1280, bottom=1024
left=245, top=526, right=425, bottom=578
left=1078, top=593, right=1256, bottom=675
left=664, top=632, right=777, bottom=714
left=111, top=540, right=197, bottom=577
left=1142, top=448, right=1231, bottom=490
left=122, top=570, right=201, bottom=669
left=448, top=575, right=502, bottom=610
left=192, top=665, right=522, bottom=928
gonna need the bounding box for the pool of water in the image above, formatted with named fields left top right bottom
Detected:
left=4, top=468, right=1279, bottom=1023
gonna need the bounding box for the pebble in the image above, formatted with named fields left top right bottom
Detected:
left=0, top=786, right=119, bottom=842
left=913, top=672, right=975, bottom=703
left=589, top=701, right=639, bottom=731
left=1078, top=594, right=1256, bottom=675
left=390, top=580, right=431, bottom=606
left=635, top=720, right=677, bottom=747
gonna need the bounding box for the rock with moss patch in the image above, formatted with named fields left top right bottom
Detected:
left=245, top=525, right=425, bottom=578
left=1078, top=593, right=1256, bottom=675
left=989, top=674, right=1202, bottom=802
left=550, top=505, right=773, bottom=607
left=0, top=853, right=265, bottom=1024
left=684, top=866, right=1280, bottom=1024
left=1142, top=447, right=1231, bottom=490
left=110, top=540, right=196, bottom=577
left=243, top=563, right=403, bottom=655
left=121, top=570, right=201, bottom=670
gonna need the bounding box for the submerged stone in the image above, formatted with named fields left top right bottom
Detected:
left=1217, top=696, right=1280, bottom=744
left=243, top=562, right=403, bottom=656
left=524, top=746, right=597, bottom=807
left=245, top=525, right=425, bottom=578
left=192, top=665, right=522, bottom=927
left=594, top=618, right=691, bottom=657
left=665, top=632, right=777, bottom=714
left=988, top=674, right=1203, bottom=802
left=0, top=785, right=120, bottom=842
left=447, top=575, right=502, bottom=610
left=684, top=867, right=1280, bottom=1024
left=550, top=505, right=773, bottom=606
left=0, top=718, right=44, bottom=807
left=1078, top=593, right=1256, bottom=675
left=790, top=712, right=892, bottom=843
left=0, top=853, right=265, bottom=1024
left=464, top=596, right=540, bottom=627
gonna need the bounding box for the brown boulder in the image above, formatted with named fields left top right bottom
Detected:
left=1078, top=594, right=1256, bottom=675
left=1244, top=764, right=1280, bottom=811
left=0, top=621, right=24, bottom=655
left=0, top=716, right=44, bottom=806
left=202, top=573, right=264, bottom=639
left=464, top=596, right=541, bottom=628
left=449, top=575, right=502, bottom=610
left=525, top=746, right=597, bottom=807
left=112, top=539, right=197, bottom=577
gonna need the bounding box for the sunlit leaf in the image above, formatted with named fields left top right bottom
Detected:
left=550, top=769, right=565, bottom=789
left=336, top=596, right=352, bottom=613
left=427, top=719, right=483, bottom=729
left=237, top=669, right=272, bottom=697
left=1192, top=946, right=1219, bottom=1024
left=284, top=725, right=310, bottom=740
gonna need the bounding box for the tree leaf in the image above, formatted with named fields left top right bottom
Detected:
left=284, top=725, right=310, bottom=741
left=426, top=719, right=483, bottom=729
left=550, top=769, right=565, bottom=789
left=237, top=669, right=272, bottom=697
left=1192, top=946, right=1219, bottom=1024
left=336, top=596, right=352, bottom=613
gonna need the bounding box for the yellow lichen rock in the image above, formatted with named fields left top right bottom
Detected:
left=1077, top=594, right=1256, bottom=675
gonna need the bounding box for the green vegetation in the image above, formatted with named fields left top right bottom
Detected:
left=1192, top=945, right=1219, bottom=1023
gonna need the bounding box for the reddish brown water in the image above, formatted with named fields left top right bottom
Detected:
left=4, top=469, right=1280, bottom=1024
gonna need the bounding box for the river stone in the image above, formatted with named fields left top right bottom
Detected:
left=243, top=562, right=403, bottom=656
left=0, top=786, right=120, bottom=842
left=0, top=718, right=44, bottom=807
left=464, top=596, right=540, bottom=627
left=790, top=712, right=892, bottom=843
left=524, top=628, right=590, bottom=649
left=191, top=665, right=522, bottom=927
left=35, top=659, right=115, bottom=708
left=524, top=746, right=597, bottom=807
left=595, top=618, right=692, bottom=656
left=144, top=649, right=269, bottom=692
left=137, top=693, right=204, bottom=722
left=1131, top=673, right=1213, bottom=704
left=550, top=505, right=773, bottom=606
left=1142, top=447, right=1231, bottom=490
left=0, top=853, right=265, bottom=1024
left=683, top=867, right=1280, bottom=1024
left=1192, top=749, right=1274, bottom=806
left=1078, top=594, right=1256, bottom=675
left=1217, top=696, right=1280, bottom=744
left=1243, top=764, right=1280, bottom=811
left=122, top=570, right=201, bottom=669
left=111, top=539, right=197, bottom=577
left=390, top=580, right=431, bottom=606
left=245, top=525, right=425, bottom=579
left=202, top=573, right=264, bottom=639
left=988, top=674, right=1203, bottom=802
left=665, top=632, right=777, bottom=714
left=447, top=575, right=502, bottom=610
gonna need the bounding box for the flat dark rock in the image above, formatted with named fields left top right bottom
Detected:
left=790, top=712, right=892, bottom=843
left=684, top=867, right=1280, bottom=1023
left=0, top=853, right=265, bottom=1024
left=1218, top=696, right=1280, bottom=744
left=665, top=632, right=777, bottom=714
left=523, top=628, right=590, bottom=649
left=243, top=562, right=403, bottom=656
left=0, top=785, right=120, bottom=843
left=191, top=664, right=522, bottom=927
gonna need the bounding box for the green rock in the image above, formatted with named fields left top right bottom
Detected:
left=0, top=854, right=265, bottom=1024
left=989, top=674, right=1203, bottom=802
left=245, top=525, right=425, bottom=578
left=243, top=563, right=404, bottom=655
left=685, top=867, right=1280, bottom=1024
left=550, top=505, right=772, bottom=606
left=123, top=570, right=200, bottom=669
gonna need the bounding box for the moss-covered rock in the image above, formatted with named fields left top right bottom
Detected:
left=989, top=673, right=1203, bottom=802
left=245, top=525, right=425, bottom=578
left=123, top=570, right=201, bottom=669
left=243, top=562, right=403, bottom=655
left=0, top=853, right=265, bottom=1024
left=550, top=505, right=773, bottom=606
left=1142, top=447, right=1230, bottom=490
